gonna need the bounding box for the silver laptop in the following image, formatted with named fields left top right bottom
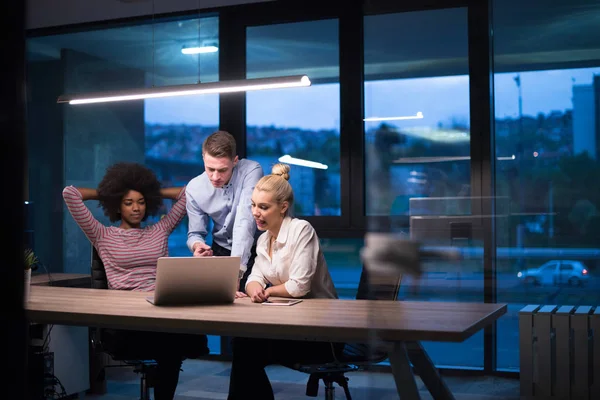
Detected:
left=146, top=256, right=240, bottom=306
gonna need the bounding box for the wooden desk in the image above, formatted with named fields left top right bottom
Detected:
left=26, top=286, right=507, bottom=400
left=31, top=272, right=91, bottom=287
left=28, top=276, right=92, bottom=397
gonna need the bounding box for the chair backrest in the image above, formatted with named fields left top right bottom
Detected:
left=355, top=265, right=402, bottom=301
left=355, top=242, right=461, bottom=301
left=91, top=247, right=108, bottom=289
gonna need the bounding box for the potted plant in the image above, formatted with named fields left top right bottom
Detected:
left=24, top=248, right=38, bottom=302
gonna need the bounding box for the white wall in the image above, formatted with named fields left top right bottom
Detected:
left=26, top=0, right=273, bottom=29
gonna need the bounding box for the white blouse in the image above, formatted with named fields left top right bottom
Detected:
left=245, top=217, right=338, bottom=299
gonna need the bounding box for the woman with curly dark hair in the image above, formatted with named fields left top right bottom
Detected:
left=96, top=161, right=164, bottom=225
left=62, top=162, right=208, bottom=400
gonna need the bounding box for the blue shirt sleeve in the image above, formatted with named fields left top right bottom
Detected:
left=231, top=163, right=264, bottom=270
left=186, top=185, right=209, bottom=252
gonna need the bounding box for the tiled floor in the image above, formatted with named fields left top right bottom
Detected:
left=84, top=359, right=521, bottom=399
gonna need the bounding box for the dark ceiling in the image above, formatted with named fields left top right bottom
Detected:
left=26, top=0, right=600, bottom=88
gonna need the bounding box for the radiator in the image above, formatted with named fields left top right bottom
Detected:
left=519, top=304, right=600, bottom=399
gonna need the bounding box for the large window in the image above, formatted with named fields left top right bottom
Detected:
left=365, top=76, right=471, bottom=217
left=364, top=8, right=483, bottom=369
left=26, top=15, right=221, bottom=353
left=144, top=94, right=219, bottom=258
left=246, top=19, right=341, bottom=216
left=493, top=0, right=600, bottom=371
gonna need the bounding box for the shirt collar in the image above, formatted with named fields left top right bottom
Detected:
left=222, top=164, right=237, bottom=190
left=273, top=216, right=292, bottom=244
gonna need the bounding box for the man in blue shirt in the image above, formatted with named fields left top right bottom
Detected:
left=186, top=130, right=264, bottom=296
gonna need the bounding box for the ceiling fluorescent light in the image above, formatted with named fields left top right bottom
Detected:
left=278, top=155, right=328, bottom=170
left=364, top=111, right=424, bottom=122
left=393, top=155, right=516, bottom=164
left=57, top=75, right=311, bottom=105
left=181, top=45, right=219, bottom=54
left=497, top=155, right=516, bottom=161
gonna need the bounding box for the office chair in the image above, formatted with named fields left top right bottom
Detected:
left=89, top=247, right=159, bottom=400
left=291, top=266, right=403, bottom=400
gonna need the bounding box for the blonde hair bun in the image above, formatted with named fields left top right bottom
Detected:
left=271, top=163, right=291, bottom=181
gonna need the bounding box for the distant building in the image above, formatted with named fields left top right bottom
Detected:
left=572, top=75, right=600, bottom=159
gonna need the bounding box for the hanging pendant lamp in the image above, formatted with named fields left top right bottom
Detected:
left=57, top=75, right=311, bottom=105
left=57, top=1, right=311, bottom=105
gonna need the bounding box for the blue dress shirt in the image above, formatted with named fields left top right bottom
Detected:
left=185, top=159, right=264, bottom=271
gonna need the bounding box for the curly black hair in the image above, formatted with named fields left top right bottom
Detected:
left=97, top=162, right=163, bottom=223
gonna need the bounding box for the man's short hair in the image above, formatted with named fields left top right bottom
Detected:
left=202, top=130, right=237, bottom=159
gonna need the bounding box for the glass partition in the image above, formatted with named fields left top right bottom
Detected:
left=493, top=0, right=600, bottom=371
left=26, top=14, right=222, bottom=354
left=364, top=7, right=483, bottom=369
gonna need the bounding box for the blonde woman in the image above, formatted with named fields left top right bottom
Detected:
left=227, top=163, right=341, bottom=400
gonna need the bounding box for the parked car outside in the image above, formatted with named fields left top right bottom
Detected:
left=517, top=260, right=589, bottom=286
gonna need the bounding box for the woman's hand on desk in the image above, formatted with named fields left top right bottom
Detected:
left=235, top=287, right=248, bottom=299
left=246, top=282, right=269, bottom=303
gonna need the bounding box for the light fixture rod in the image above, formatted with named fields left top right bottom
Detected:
left=57, top=75, right=311, bottom=105
left=182, top=45, right=219, bottom=54
left=278, top=154, right=328, bottom=170
left=364, top=111, right=424, bottom=122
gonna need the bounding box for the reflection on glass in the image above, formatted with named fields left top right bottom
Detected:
left=26, top=15, right=221, bottom=354
left=364, top=8, right=483, bottom=369
left=246, top=19, right=341, bottom=216
left=364, top=75, right=471, bottom=217
left=494, top=0, right=600, bottom=372
left=494, top=67, right=600, bottom=370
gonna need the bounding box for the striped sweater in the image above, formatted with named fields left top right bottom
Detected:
left=62, top=185, right=187, bottom=292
